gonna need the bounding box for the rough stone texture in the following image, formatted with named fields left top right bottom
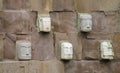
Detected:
left=79, top=61, right=111, bottom=73
left=110, top=61, right=120, bottom=73
left=3, top=0, right=30, bottom=10
left=89, top=12, right=120, bottom=35
left=1, top=11, right=35, bottom=34
left=52, top=0, right=74, bottom=11
left=81, top=12, right=120, bottom=60
left=4, top=33, right=16, bottom=59
left=82, top=33, right=113, bottom=60
left=31, top=19, right=55, bottom=60
left=112, top=33, right=120, bottom=59
left=16, top=34, right=31, bottom=42
left=0, top=12, right=4, bottom=32
left=0, top=33, right=4, bottom=61
left=4, top=33, right=32, bottom=60
left=29, top=60, right=42, bottom=73
left=54, top=32, right=82, bottom=60
left=0, top=61, right=29, bottom=73
left=99, top=0, right=120, bottom=11
left=29, top=60, right=64, bottom=73
left=0, top=0, right=2, bottom=10
left=75, top=0, right=99, bottom=13
left=64, top=60, right=78, bottom=73
left=42, top=60, right=64, bottom=73
left=50, top=12, right=77, bottom=33
left=75, top=0, right=120, bottom=12
left=32, top=32, right=55, bottom=60
left=30, top=0, right=52, bottom=13
left=0, top=60, right=64, bottom=73
left=1, top=1, right=120, bottom=73
left=82, top=39, right=100, bottom=60
left=65, top=60, right=111, bottom=73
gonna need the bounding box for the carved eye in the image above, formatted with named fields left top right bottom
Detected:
left=26, top=54, right=29, bottom=55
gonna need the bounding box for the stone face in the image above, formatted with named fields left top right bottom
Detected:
left=50, top=12, right=77, bottom=33
left=1, top=11, right=35, bottom=34
left=3, top=0, right=30, bottom=10
left=52, top=0, right=74, bottom=11
left=85, top=32, right=120, bottom=60
left=54, top=32, right=82, bottom=60
left=82, top=33, right=114, bottom=60
left=4, top=33, right=32, bottom=60
left=81, top=12, right=120, bottom=60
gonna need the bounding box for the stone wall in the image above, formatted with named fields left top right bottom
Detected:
left=0, top=0, right=120, bottom=73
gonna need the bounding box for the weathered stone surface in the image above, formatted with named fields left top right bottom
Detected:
left=3, top=0, right=30, bottom=10
left=99, top=0, right=120, bottom=11
left=87, top=33, right=113, bottom=40
left=112, top=33, right=120, bottom=59
left=54, top=32, right=82, bottom=60
left=64, top=60, right=78, bottom=73
left=29, top=60, right=42, bottom=73
left=1, top=11, right=35, bottom=34
left=52, top=0, right=74, bottom=11
left=82, top=33, right=114, bottom=60
left=82, top=39, right=100, bottom=60
left=110, top=61, right=120, bottom=73
left=30, top=0, right=52, bottom=13
left=16, top=34, right=31, bottom=41
left=81, top=12, right=120, bottom=60
left=51, top=12, right=77, bottom=33
left=0, top=0, right=2, bottom=10
left=4, top=33, right=16, bottom=59
left=90, top=12, right=120, bottom=34
left=54, top=32, right=68, bottom=60
left=4, top=33, right=32, bottom=60
left=42, top=60, right=64, bottom=73
left=29, top=60, right=64, bottom=73
left=0, top=12, right=4, bottom=32
left=75, top=0, right=120, bottom=12
left=0, top=60, right=64, bottom=73
left=79, top=61, right=111, bottom=73
left=75, top=0, right=99, bottom=13
left=67, top=33, right=82, bottom=60
left=0, top=33, right=4, bottom=61
left=86, top=32, right=120, bottom=60
left=32, top=22, right=55, bottom=60
left=65, top=60, right=111, bottom=73
left=0, top=61, right=29, bottom=73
